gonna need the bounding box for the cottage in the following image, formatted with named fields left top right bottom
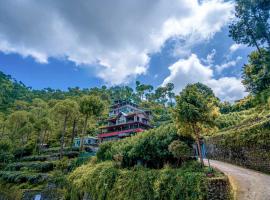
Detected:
left=98, top=100, right=152, bottom=142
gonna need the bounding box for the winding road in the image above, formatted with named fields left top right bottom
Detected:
left=207, top=160, right=270, bottom=200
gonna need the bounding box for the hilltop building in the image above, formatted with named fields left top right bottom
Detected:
left=98, top=100, right=152, bottom=142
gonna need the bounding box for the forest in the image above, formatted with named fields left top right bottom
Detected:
left=0, top=0, right=270, bottom=199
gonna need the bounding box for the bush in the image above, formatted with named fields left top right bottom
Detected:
left=69, top=161, right=206, bottom=200
left=168, top=140, right=192, bottom=166
left=0, top=171, right=48, bottom=184
left=97, top=124, right=193, bottom=168
left=0, top=181, right=22, bottom=200
left=20, top=155, right=48, bottom=162
left=0, top=139, right=14, bottom=163
left=5, top=161, right=54, bottom=172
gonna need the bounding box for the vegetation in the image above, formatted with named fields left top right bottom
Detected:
left=97, top=124, right=194, bottom=168
left=0, top=0, right=269, bottom=197
left=69, top=160, right=208, bottom=200
left=174, top=83, right=219, bottom=166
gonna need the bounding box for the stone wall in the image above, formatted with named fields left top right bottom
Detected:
left=206, top=177, right=231, bottom=200
left=206, top=136, right=270, bottom=174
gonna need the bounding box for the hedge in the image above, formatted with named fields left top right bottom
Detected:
left=5, top=161, right=54, bottom=172
left=69, top=160, right=207, bottom=200
left=0, top=171, right=48, bottom=184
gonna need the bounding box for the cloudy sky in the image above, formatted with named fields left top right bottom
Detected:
left=0, top=0, right=253, bottom=102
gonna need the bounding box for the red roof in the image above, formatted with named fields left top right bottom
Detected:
left=98, top=128, right=144, bottom=138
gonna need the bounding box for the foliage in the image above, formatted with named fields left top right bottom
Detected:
left=20, top=155, right=48, bottom=162
left=174, top=83, right=219, bottom=166
left=242, top=49, right=270, bottom=94
left=229, top=0, right=270, bottom=50
left=168, top=140, right=192, bottom=164
left=97, top=124, right=193, bottom=168
left=0, top=139, right=14, bottom=164
left=68, top=160, right=207, bottom=200
left=215, top=105, right=269, bottom=130
left=0, top=171, right=48, bottom=184
left=0, top=181, right=22, bottom=200
left=5, top=161, right=54, bottom=172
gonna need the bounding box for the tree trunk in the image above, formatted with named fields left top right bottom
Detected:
left=192, top=124, right=204, bottom=167
left=196, top=136, right=204, bottom=167
left=80, top=115, right=88, bottom=151
left=41, top=129, right=47, bottom=150
left=60, top=115, right=68, bottom=159
left=70, top=119, right=77, bottom=148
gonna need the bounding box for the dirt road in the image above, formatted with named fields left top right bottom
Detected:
left=207, top=159, right=270, bottom=200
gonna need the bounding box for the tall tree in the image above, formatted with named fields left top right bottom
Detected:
left=53, top=99, right=79, bottom=159
left=79, top=95, right=105, bottom=150
left=229, top=0, right=270, bottom=52
left=174, top=83, right=219, bottom=167
left=242, top=49, right=270, bottom=94
left=135, top=81, right=154, bottom=101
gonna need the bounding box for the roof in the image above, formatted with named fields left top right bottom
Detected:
left=98, top=128, right=144, bottom=138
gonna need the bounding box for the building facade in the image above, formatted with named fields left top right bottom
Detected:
left=98, top=100, right=152, bottom=142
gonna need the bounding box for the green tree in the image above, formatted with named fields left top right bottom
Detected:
left=168, top=140, right=191, bottom=166
left=242, top=49, right=270, bottom=94
left=165, top=83, right=175, bottom=106
left=135, top=81, right=154, bottom=101
left=79, top=95, right=105, bottom=150
left=53, top=99, right=79, bottom=158
left=6, top=110, right=31, bottom=143
left=229, top=0, right=270, bottom=52
left=174, top=83, right=219, bottom=167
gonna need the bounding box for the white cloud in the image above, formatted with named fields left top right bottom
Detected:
left=206, top=77, right=247, bottom=102
left=215, top=56, right=242, bottom=73
left=0, top=0, right=234, bottom=84
left=162, top=54, right=247, bottom=102
left=229, top=43, right=245, bottom=53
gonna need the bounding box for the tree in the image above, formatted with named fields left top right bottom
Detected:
left=135, top=81, right=154, bottom=101
left=6, top=110, right=31, bottom=143
left=242, top=49, right=270, bottom=94
left=79, top=95, right=105, bottom=150
left=168, top=140, right=191, bottom=166
left=53, top=99, right=79, bottom=158
left=165, top=83, right=175, bottom=106
left=174, top=83, right=219, bottom=167
left=229, top=0, right=270, bottom=52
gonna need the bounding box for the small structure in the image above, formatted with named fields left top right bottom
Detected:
left=98, top=100, right=152, bottom=142
left=73, top=136, right=99, bottom=148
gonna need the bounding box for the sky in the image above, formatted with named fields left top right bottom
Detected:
left=0, top=0, right=254, bottom=102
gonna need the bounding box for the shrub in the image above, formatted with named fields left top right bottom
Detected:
left=97, top=124, right=193, bottom=168
left=20, top=155, right=48, bottom=162
left=5, top=161, right=54, bottom=172
left=168, top=140, right=192, bottom=166
left=0, top=171, right=48, bottom=184
left=0, top=139, right=14, bottom=163
left=0, top=181, right=22, bottom=200
left=69, top=161, right=206, bottom=200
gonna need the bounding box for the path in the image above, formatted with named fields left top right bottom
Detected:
left=206, top=159, right=270, bottom=200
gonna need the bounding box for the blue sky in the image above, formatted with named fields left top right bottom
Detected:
left=0, top=0, right=253, bottom=101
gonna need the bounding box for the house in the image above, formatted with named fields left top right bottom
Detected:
left=74, top=136, right=99, bottom=148
left=98, top=100, right=152, bottom=142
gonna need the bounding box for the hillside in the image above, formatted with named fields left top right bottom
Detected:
left=207, top=105, right=270, bottom=173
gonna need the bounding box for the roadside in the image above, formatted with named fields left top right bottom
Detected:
left=206, top=159, right=270, bottom=200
